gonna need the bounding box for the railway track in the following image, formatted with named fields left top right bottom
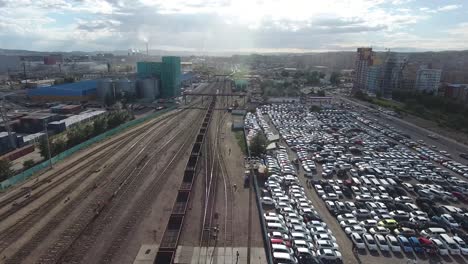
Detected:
left=1, top=84, right=217, bottom=263
left=0, top=105, right=192, bottom=213
left=3, top=109, right=203, bottom=264
left=0, top=109, right=195, bottom=254
left=44, top=110, right=205, bottom=264
left=197, top=81, right=235, bottom=264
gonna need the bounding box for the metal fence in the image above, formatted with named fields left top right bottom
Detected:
left=0, top=106, right=177, bottom=191
left=243, top=127, right=273, bottom=264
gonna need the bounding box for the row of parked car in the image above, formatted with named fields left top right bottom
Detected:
left=261, top=104, right=468, bottom=259
left=261, top=149, right=343, bottom=264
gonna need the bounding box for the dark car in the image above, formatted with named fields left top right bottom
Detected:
left=416, top=197, right=435, bottom=207
left=399, top=221, right=419, bottom=230
left=394, top=202, right=411, bottom=212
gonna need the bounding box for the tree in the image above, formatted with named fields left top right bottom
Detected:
left=376, top=91, right=382, bottom=99
left=0, top=159, right=13, bottom=181
left=250, top=134, right=268, bottom=157
left=39, top=137, right=51, bottom=159
left=330, top=72, right=341, bottom=85
left=310, top=105, right=321, bottom=112
left=93, top=117, right=107, bottom=136
left=23, top=159, right=35, bottom=169
left=317, top=90, right=326, bottom=97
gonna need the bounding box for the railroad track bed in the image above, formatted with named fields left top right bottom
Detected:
left=0, top=82, right=231, bottom=264
left=2, top=108, right=205, bottom=263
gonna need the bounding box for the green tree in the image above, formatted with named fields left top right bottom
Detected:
left=0, top=159, right=13, bottom=181
left=250, top=133, right=268, bottom=157
left=23, top=159, right=35, bottom=169
left=310, top=105, right=321, bottom=112
left=330, top=72, right=341, bottom=85
left=376, top=91, right=382, bottom=99
left=93, top=117, right=107, bottom=136
left=39, top=137, right=51, bottom=159
left=317, top=90, right=326, bottom=97
left=280, top=70, right=289, bottom=77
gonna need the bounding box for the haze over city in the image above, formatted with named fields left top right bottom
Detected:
left=1, top=0, right=468, bottom=52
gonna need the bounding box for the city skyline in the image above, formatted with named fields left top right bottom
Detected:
left=0, top=0, right=467, bottom=52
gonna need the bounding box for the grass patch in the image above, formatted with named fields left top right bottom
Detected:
left=234, top=131, right=247, bottom=155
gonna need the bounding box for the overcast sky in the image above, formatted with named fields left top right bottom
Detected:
left=0, top=0, right=467, bottom=53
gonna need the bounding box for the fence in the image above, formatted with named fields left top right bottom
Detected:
left=243, top=127, right=273, bottom=264
left=0, top=106, right=177, bottom=191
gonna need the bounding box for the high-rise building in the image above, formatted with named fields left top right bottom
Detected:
left=353, top=48, right=375, bottom=93
left=380, top=53, right=406, bottom=99
left=414, top=67, right=442, bottom=94
left=136, top=56, right=181, bottom=98
left=365, top=65, right=382, bottom=94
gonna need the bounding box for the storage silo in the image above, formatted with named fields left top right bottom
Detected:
left=116, top=79, right=136, bottom=97
left=137, top=78, right=159, bottom=100
left=97, top=79, right=114, bottom=102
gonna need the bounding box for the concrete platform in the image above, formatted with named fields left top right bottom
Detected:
left=174, top=246, right=266, bottom=264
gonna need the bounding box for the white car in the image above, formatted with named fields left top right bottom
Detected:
left=313, top=234, right=337, bottom=243
left=363, top=234, right=378, bottom=251
left=441, top=214, right=459, bottom=229
left=340, top=219, right=359, bottom=228
left=345, top=225, right=366, bottom=236
left=337, top=213, right=356, bottom=222
left=431, top=238, right=449, bottom=255
left=375, top=234, right=390, bottom=251
left=453, top=236, right=468, bottom=255
left=386, top=235, right=402, bottom=252
left=369, top=226, right=390, bottom=236
left=350, top=233, right=366, bottom=249
left=316, top=249, right=342, bottom=261
left=315, top=239, right=339, bottom=250
left=308, top=220, right=328, bottom=229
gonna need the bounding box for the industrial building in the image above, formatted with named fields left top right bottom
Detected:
left=48, top=110, right=106, bottom=133
left=136, top=56, right=181, bottom=99
left=27, top=80, right=97, bottom=102
left=97, top=78, right=158, bottom=102
left=415, top=67, right=442, bottom=93
left=18, top=113, right=60, bottom=133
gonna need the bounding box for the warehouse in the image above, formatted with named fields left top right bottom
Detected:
left=27, top=80, right=97, bottom=102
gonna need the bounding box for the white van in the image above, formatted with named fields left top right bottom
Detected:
left=440, top=234, right=461, bottom=255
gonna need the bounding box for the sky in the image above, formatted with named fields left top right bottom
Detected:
left=0, top=0, right=467, bottom=53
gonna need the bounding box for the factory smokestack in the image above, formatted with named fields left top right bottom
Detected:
left=146, top=42, right=149, bottom=56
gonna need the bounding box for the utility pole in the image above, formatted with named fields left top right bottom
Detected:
left=0, top=95, right=16, bottom=150
left=43, top=120, right=53, bottom=169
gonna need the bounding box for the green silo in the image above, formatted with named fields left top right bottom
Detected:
left=137, top=62, right=162, bottom=78
left=161, top=56, right=181, bottom=98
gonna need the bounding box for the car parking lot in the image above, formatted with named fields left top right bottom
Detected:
left=251, top=103, right=468, bottom=264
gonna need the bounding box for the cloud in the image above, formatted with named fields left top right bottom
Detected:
left=0, top=0, right=465, bottom=52
left=437, top=4, right=461, bottom=12
left=420, top=4, right=461, bottom=14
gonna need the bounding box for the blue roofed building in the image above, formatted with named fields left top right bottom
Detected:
left=27, top=80, right=97, bottom=102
